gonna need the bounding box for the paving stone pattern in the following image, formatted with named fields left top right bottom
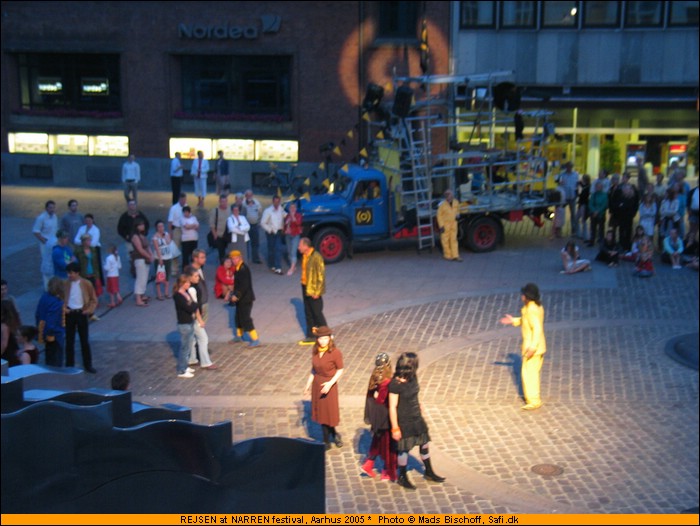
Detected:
left=1, top=184, right=697, bottom=515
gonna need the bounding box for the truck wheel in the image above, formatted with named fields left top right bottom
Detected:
left=464, top=217, right=501, bottom=253
left=314, top=227, right=346, bottom=264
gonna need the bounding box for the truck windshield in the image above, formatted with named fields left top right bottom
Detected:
left=330, top=174, right=353, bottom=199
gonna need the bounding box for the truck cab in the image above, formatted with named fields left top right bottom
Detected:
left=297, top=164, right=391, bottom=263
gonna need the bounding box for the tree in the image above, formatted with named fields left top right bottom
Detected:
left=600, top=139, right=621, bottom=174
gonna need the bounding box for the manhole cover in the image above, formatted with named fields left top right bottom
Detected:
left=531, top=464, right=563, bottom=477
left=665, top=333, right=699, bottom=371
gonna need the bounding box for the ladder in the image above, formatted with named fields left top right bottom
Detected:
left=402, top=115, right=436, bottom=251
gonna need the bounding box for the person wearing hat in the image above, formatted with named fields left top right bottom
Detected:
left=228, top=250, right=259, bottom=346
left=500, top=283, right=547, bottom=410
left=52, top=229, right=77, bottom=279
left=361, top=352, right=397, bottom=482
left=303, top=325, right=344, bottom=450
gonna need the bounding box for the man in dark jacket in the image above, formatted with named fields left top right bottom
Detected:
left=229, top=250, right=259, bottom=347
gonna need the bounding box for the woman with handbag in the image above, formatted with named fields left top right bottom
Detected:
left=152, top=220, right=173, bottom=300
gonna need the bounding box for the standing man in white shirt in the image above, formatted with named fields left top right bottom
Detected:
left=168, top=192, right=187, bottom=276
left=192, top=150, right=210, bottom=208
left=33, top=200, right=58, bottom=290
left=170, top=152, right=184, bottom=205
left=121, top=154, right=141, bottom=204
left=261, top=195, right=287, bottom=274
left=242, top=189, right=263, bottom=264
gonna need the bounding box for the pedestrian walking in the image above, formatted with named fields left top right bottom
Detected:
left=303, top=325, right=344, bottom=450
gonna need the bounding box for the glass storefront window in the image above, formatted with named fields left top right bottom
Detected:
left=169, top=138, right=213, bottom=161
left=54, top=134, right=88, bottom=155
left=460, top=1, right=496, bottom=28
left=501, top=1, right=537, bottom=28
left=256, top=140, right=298, bottom=162
left=90, top=135, right=129, bottom=157
left=582, top=1, right=620, bottom=27
left=669, top=1, right=699, bottom=25
left=214, top=139, right=255, bottom=161
left=8, top=132, right=49, bottom=154
left=624, top=1, right=664, bottom=27
left=542, top=1, right=579, bottom=28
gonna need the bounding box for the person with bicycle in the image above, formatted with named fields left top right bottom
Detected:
left=261, top=195, right=286, bottom=275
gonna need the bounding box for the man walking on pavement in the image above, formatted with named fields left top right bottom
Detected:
left=242, top=189, right=263, bottom=264
left=261, top=195, right=286, bottom=274
left=168, top=192, right=187, bottom=275
left=436, top=189, right=462, bottom=262
left=122, top=154, right=141, bottom=204
left=64, top=262, right=98, bottom=373
left=298, top=237, right=326, bottom=345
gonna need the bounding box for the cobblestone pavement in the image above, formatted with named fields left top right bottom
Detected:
left=2, top=184, right=698, bottom=514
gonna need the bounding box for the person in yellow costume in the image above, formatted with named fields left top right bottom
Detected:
left=500, top=283, right=547, bottom=410
left=436, top=189, right=462, bottom=261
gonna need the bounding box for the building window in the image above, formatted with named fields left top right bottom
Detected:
left=542, top=1, right=579, bottom=27
left=501, top=1, right=537, bottom=28
left=378, top=1, right=419, bottom=40
left=180, top=55, right=291, bottom=119
left=168, top=138, right=297, bottom=162
left=460, top=1, right=496, bottom=28
left=669, top=1, right=699, bottom=25
left=624, top=1, right=664, bottom=27
left=17, top=53, right=121, bottom=113
left=582, top=1, right=620, bottom=27
left=8, top=132, right=128, bottom=156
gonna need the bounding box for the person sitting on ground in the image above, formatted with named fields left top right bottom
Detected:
left=622, top=225, right=646, bottom=262
left=17, top=325, right=40, bottom=365
left=560, top=239, right=591, bottom=274
left=662, top=228, right=684, bottom=269
left=633, top=235, right=655, bottom=278
left=595, top=230, right=621, bottom=267
left=111, top=370, right=131, bottom=391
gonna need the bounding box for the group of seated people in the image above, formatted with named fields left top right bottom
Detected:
left=590, top=225, right=697, bottom=277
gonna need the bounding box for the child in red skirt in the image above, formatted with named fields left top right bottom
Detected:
left=103, top=244, right=123, bottom=307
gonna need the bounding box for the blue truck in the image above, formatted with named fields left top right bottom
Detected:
left=297, top=72, right=559, bottom=263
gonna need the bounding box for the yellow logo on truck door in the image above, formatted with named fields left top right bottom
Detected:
left=355, top=207, right=373, bottom=225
